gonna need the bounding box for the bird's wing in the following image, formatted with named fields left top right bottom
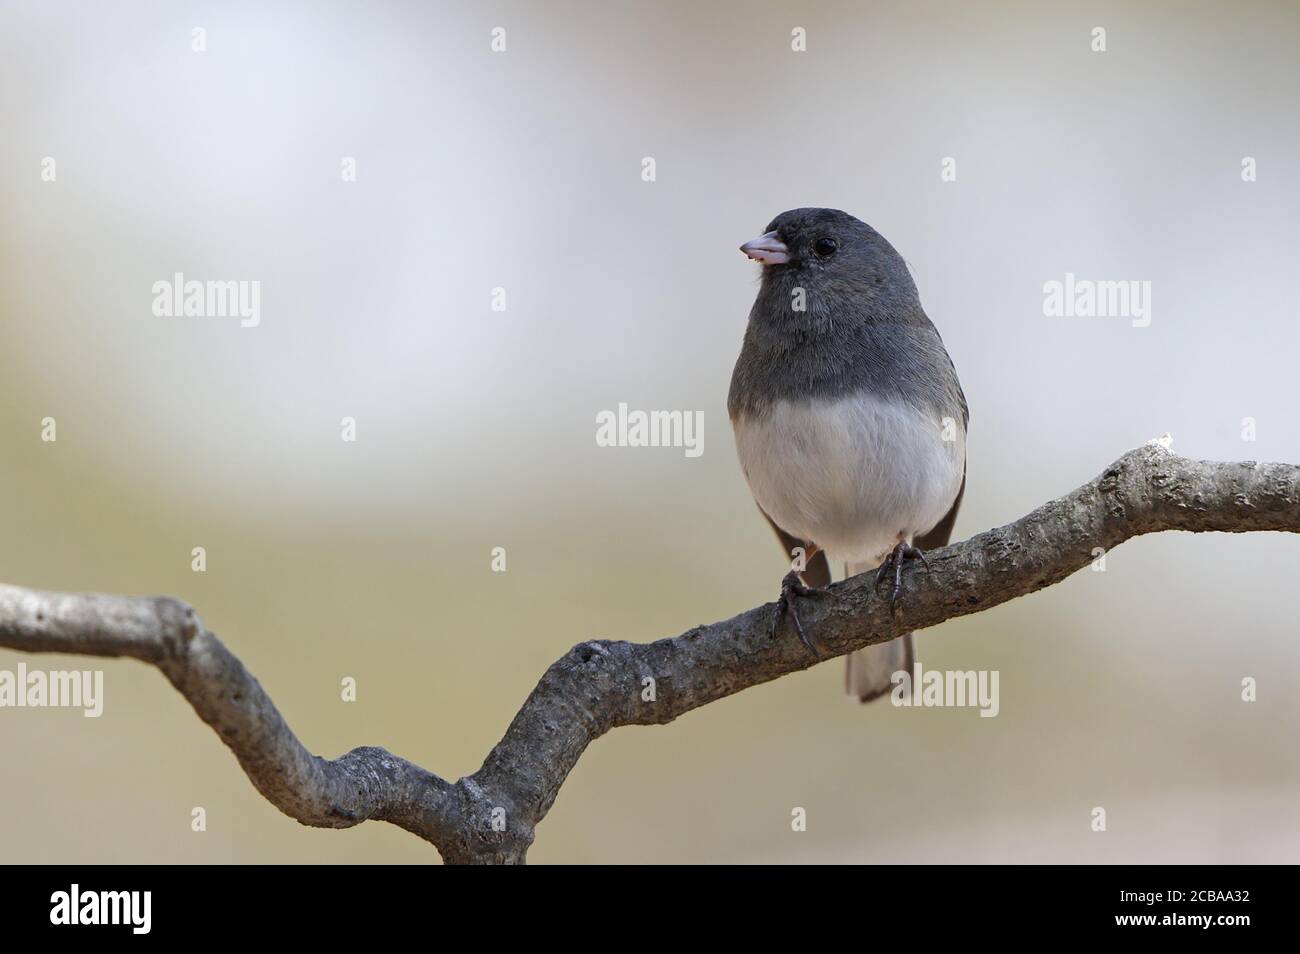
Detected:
left=921, top=342, right=968, bottom=549
left=759, top=506, right=832, bottom=588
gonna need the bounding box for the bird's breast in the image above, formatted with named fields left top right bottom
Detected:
left=732, top=393, right=965, bottom=564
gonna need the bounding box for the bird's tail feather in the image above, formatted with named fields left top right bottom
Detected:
left=844, top=634, right=913, bottom=703
left=843, top=559, right=913, bottom=703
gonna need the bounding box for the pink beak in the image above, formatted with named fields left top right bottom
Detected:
left=740, top=230, right=790, bottom=265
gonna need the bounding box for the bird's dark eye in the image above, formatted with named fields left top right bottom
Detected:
left=813, top=237, right=838, bottom=258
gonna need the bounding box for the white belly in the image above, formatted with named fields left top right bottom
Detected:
left=733, top=394, right=965, bottom=566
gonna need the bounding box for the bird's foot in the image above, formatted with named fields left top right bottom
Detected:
left=773, top=570, right=834, bottom=659
left=874, top=542, right=930, bottom=616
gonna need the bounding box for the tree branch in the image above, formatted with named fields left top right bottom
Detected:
left=2, top=444, right=1297, bottom=863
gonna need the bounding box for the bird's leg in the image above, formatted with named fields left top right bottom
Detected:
left=874, top=538, right=930, bottom=616
left=772, top=545, right=833, bottom=659
left=775, top=570, right=821, bottom=658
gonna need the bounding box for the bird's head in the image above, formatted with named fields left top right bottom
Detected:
left=740, top=208, right=918, bottom=329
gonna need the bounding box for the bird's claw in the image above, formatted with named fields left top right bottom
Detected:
left=773, top=569, right=829, bottom=659
left=874, top=542, right=930, bottom=616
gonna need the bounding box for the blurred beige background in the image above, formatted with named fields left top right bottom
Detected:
left=1, top=0, right=1298, bottom=863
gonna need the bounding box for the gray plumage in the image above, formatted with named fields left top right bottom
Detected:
left=728, top=208, right=968, bottom=702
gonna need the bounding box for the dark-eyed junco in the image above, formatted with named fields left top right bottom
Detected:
left=728, top=208, right=967, bottom=702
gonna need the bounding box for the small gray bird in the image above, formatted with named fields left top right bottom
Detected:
left=728, top=208, right=967, bottom=702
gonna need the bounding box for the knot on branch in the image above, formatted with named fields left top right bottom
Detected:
left=438, top=777, right=535, bottom=865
